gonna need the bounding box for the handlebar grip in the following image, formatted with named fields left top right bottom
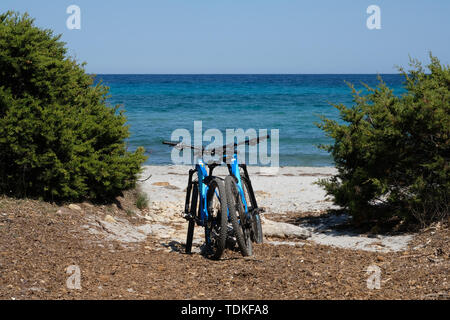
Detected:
left=162, top=140, right=179, bottom=146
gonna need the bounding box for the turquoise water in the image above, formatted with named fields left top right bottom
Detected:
left=96, top=74, right=406, bottom=166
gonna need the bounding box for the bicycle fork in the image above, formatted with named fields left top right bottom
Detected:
left=184, top=169, right=197, bottom=223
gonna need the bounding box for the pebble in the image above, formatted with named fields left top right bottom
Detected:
left=68, top=204, right=82, bottom=211
left=104, top=215, right=117, bottom=224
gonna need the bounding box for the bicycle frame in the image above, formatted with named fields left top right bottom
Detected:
left=164, top=135, right=268, bottom=254
left=165, top=135, right=265, bottom=226
left=184, top=159, right=222, bottom=227
left=226, top=154, right=260, bottom=220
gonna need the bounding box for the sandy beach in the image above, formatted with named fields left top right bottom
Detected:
left=139, top=165, right=339, bottom=214
left=138, top=165, right=413, bottom=253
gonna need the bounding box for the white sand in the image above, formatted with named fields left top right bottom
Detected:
left=139, top=165, right=339, bottom=214
left=135, top=165, right=413, bottom=252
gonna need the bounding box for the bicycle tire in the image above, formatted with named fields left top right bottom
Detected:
left=204, top=177, right=228, bottom=260
left=225, top=175, right=252, bottom=257
left=241, top=177, right=263, bottom=244
left=251, top=211, right=263, bottom=244
left=185, top=182, right=198, bottom=254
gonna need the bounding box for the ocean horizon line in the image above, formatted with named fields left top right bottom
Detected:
left=91, top=73, right=401, bottom=76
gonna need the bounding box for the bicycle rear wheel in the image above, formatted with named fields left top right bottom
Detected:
left=204, top=177, right=228, bottom=260
left=225, top=176, right=252, bottom=257
left=241, top=177, right=263, bottom=244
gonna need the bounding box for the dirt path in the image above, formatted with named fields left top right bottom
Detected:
left=0, top=196, right=448, bottom=300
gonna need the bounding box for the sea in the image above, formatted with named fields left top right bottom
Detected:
left=95, top=74, right=406, bottom=166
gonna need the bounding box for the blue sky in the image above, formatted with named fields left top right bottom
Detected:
left=1, top=0, right=449, bottom=74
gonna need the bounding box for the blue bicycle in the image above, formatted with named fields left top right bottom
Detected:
left=163, top=134, right=268, bottom=258
left=224, top=136, right=267, bottom=257
left=163, top=141, right=228, bottom=259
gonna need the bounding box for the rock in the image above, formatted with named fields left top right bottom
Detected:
left=152, top=181, right=179, bottom=190
left=255, top=190, right=270, bottom=197
left=151, top=204, right=162, bottom=211
left=127, top=209, right=140, bottom=217
left=104, top=215, right=117, bottom=224
left=152, top=182, right=170, bottom=187
left=166, top=203, right=176, bottom=209
left=68, top=204, right=82, bottom=211
left=261, top=217, right=311, bottom=240
left=82, top=202, right=94, bottom=208
left=136, top=224, right=154, bottom=235
left=144, top=213, right=166, bottom=223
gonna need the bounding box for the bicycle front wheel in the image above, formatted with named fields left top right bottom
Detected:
left=185, top=181, right=198, bottom=254
left=204, top=177, right=228, bottom=260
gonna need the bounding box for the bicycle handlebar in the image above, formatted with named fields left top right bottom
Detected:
left=162, top=141, right=204, bottom=152
left=223, top=134, right=270, bottom=150
left=162, top=134, right=270, bottom=156
left=207, top=134, right=270, bottom=156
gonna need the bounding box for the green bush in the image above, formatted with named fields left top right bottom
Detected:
left=0, top=12, right=147, bottom=201
left=317, top=54, right=449, bottom=226
left=135, top=192, right=149, bottom=210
